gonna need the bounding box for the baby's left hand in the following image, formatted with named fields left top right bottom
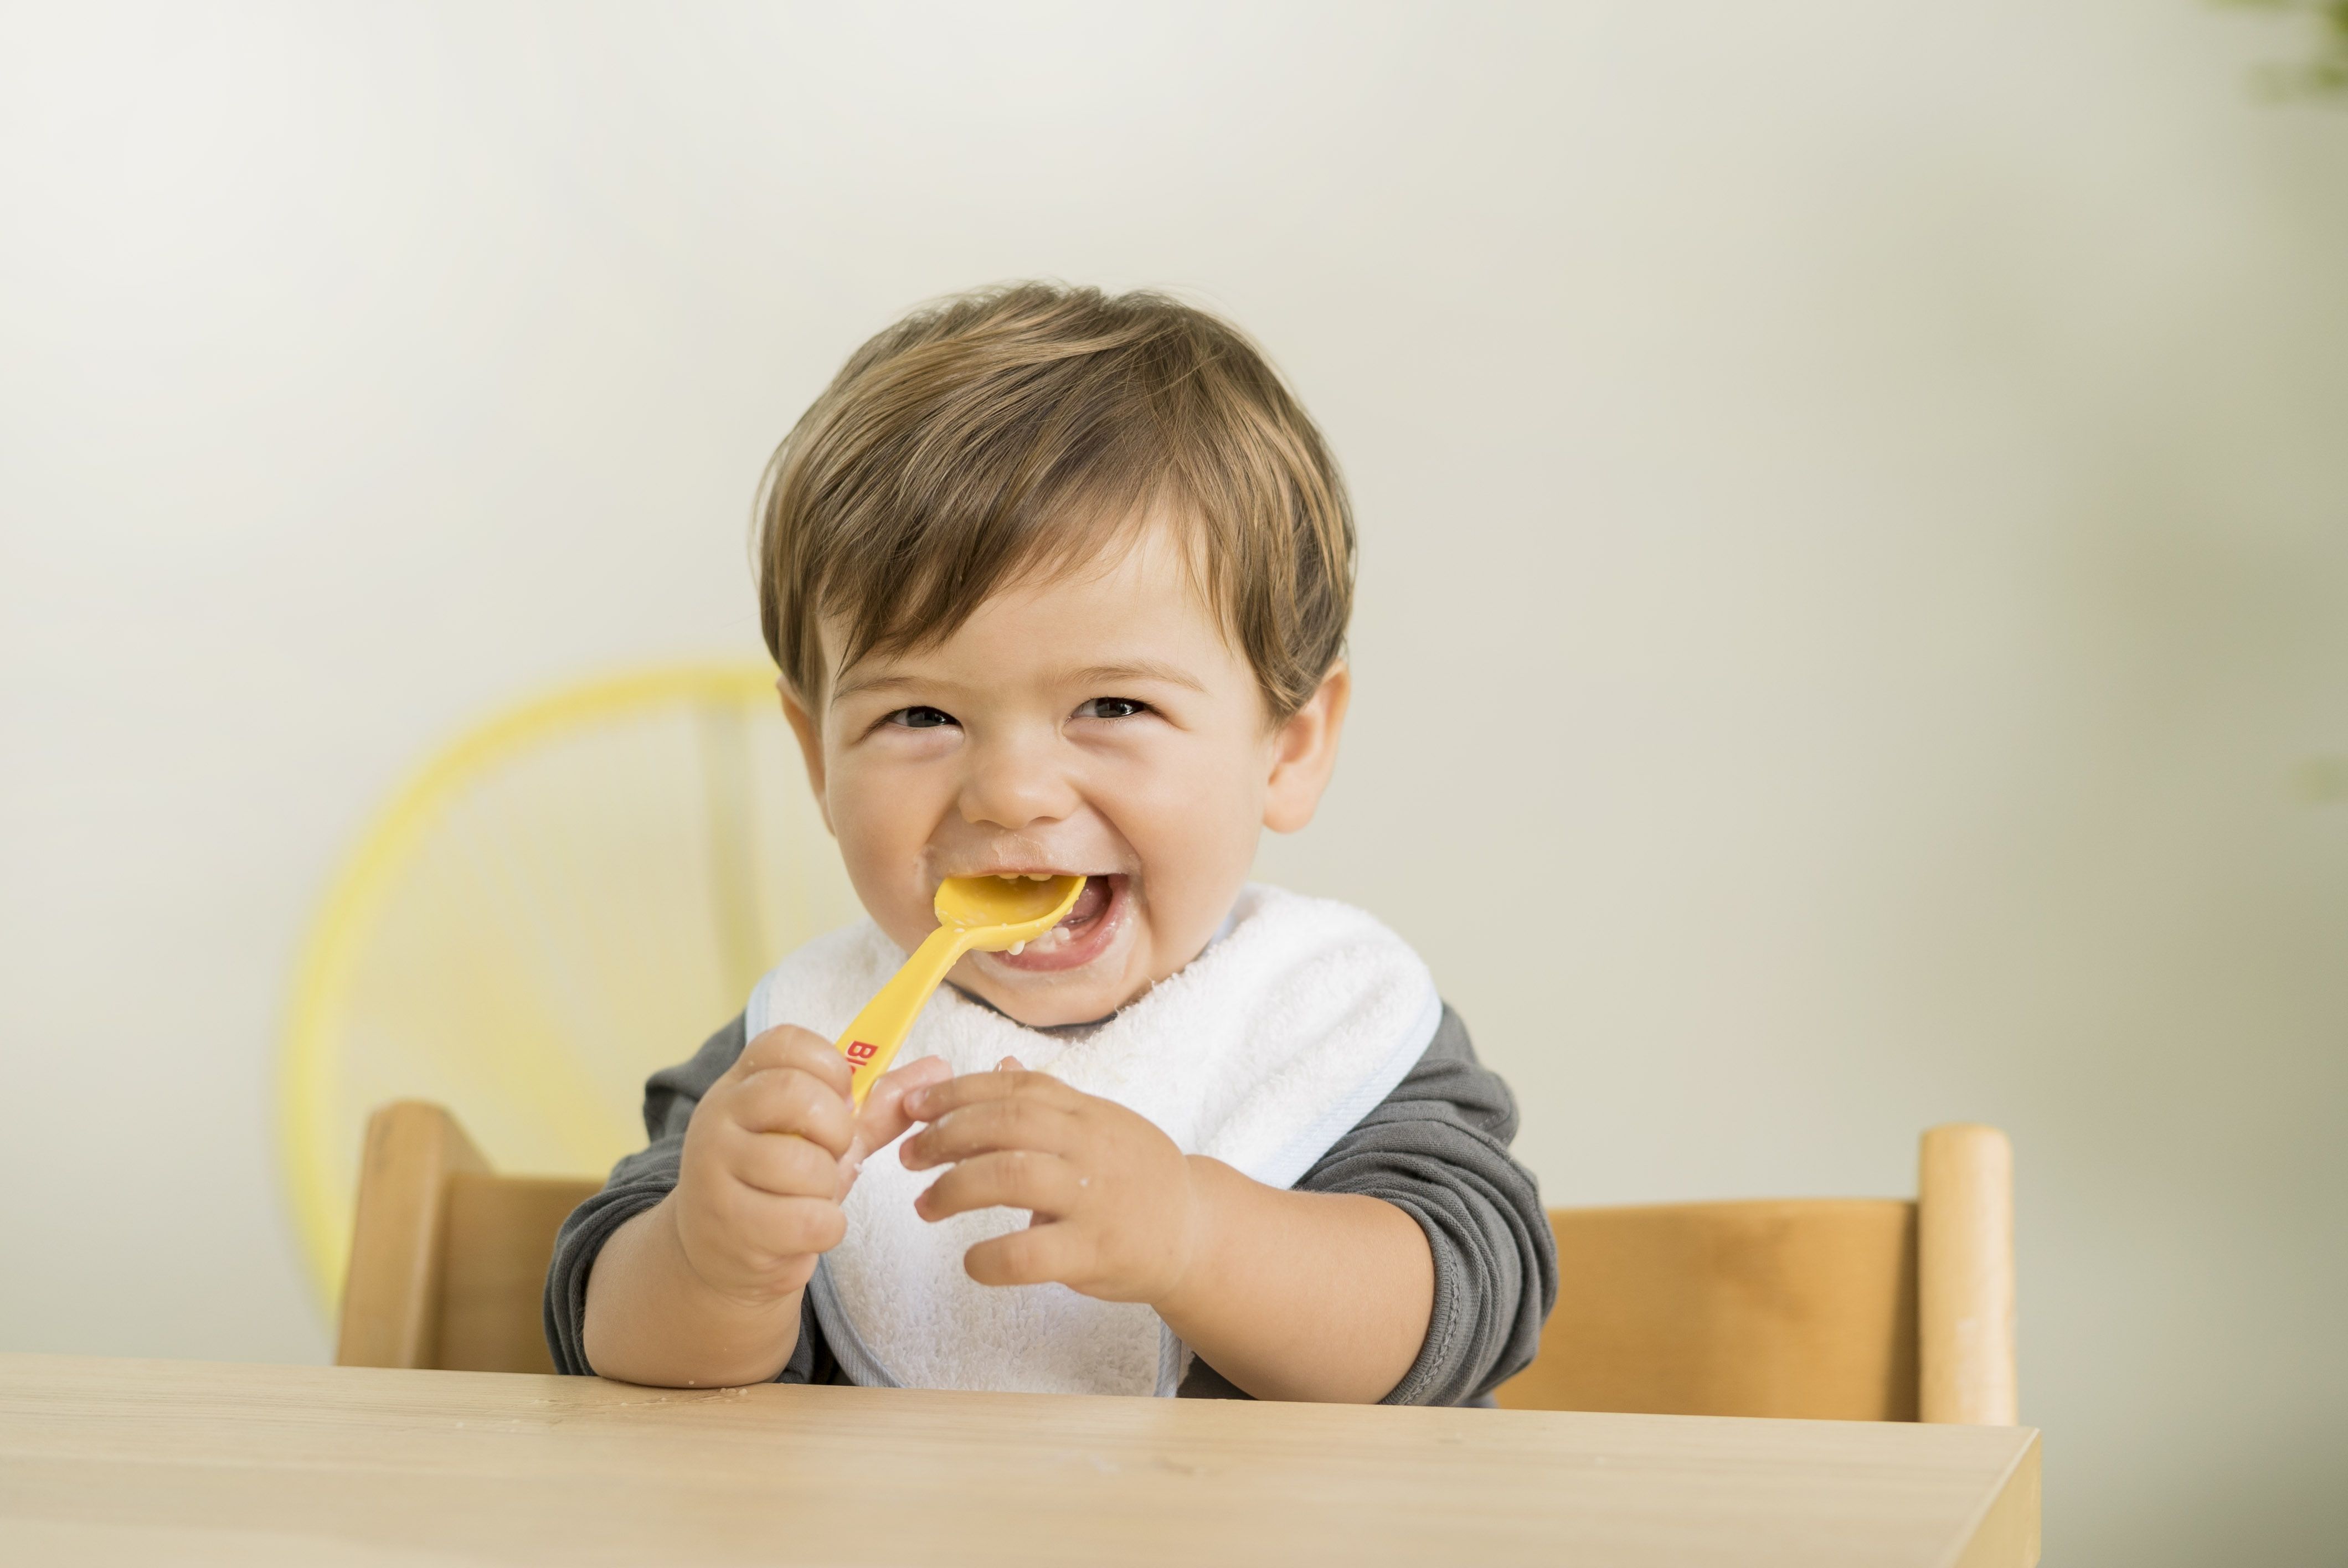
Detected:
left=899, top=1061, right=1202, bottom=1307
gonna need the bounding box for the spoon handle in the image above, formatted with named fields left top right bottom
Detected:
left=833, top=924, right=971, bottom=1106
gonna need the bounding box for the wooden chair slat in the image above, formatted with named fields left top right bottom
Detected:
left=1499, top=1125, right=2015, bottom=1423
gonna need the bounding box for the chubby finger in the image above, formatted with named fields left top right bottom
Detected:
left=718, top=1118, right=847, bottom=1199
left=692, top=1187, right=847, bottom=1262
left=904, top=1066, right=1078, bottom=1124
left=900, top=1096, right=1079, bottom=1170
left=735, top=1024, right=854, bottom=1097
left=726, top=1064, right=854, bottom=1159
left=961, top=1221, right=1088, bottom=1289
left=843, top=1056, right=952, bottom=1177
left=915, top=1149, right=1082, bottom=1223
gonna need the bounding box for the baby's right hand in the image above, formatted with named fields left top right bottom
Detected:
left=671, top=1024, right=943, bottom=1306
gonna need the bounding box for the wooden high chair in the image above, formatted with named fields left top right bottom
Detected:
left=1497, top=1123, right=2018, bottom=1423
left=336, top=1101, right=600, bottom=1373
left=339, top=1098, right=2017, bottom=1424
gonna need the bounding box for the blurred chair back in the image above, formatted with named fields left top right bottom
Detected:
left=1497, top=1123, right=2016, bottom=1424
left=282, top=666, right=859, bottom=1319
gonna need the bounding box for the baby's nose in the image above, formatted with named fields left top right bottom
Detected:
left=956, top=734, right=1079, bottom=830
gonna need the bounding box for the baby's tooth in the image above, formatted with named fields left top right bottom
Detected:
left=1009, top=940, right=1026, bottom=956
left=1028, top=873, right=1049, bottom=880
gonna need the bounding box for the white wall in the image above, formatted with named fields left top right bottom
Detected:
left=3, top=3, right=2342, bottom=1561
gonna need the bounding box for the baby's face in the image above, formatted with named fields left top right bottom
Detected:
left=784, top=523, right=1346, bottom=1027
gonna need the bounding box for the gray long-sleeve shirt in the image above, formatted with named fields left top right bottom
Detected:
left=544, top=1003, right=1556, bottom=1405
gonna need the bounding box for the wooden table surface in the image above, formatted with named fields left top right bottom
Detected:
left=0, top=1354, right=2039, bottom=1567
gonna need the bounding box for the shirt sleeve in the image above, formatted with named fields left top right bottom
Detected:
left=1177, top=1004, right=1558, bottom=1406
left=542, top=1013, right=832, bottom=1382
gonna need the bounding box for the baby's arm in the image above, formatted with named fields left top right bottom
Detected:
left=583, top=1026, right=943, bottom=1387
left=900, top=1067, right=1434, bottom=1403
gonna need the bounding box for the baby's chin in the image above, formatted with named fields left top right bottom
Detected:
left=959, top=967, right=1147, bottom=1029
left=961, top=932, right=1151, bottom=1028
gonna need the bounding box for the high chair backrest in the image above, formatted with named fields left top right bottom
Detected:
left=1496, top=1124, right=2017, bottom=1423
left=337, top=1101, right=600, bottom=1373
left=339, top=1099, right=2018, bottom=1411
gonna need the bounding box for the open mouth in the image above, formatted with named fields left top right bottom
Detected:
left=986, top=872, right=1125, bottom=974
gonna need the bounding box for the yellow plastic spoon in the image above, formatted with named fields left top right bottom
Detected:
left=835, top=874, right=1087, bottom=1106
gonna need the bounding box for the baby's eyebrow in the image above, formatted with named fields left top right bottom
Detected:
left=830, top=659, right=1208, bottom=708
left=1067, top=661, right=1209, bottom=694
left=828, top=671, right=923, bottom=707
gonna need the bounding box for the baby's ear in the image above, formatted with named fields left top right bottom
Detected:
left=777, top=683, right=835, bottom=834
left=1262, top=662, right=1351, bottom=834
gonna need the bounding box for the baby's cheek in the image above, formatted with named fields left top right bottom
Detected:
left=836, top=838, right=934, bottom=951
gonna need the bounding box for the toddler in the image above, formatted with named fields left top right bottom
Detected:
left=547, top=284, right=1557, bottom=1403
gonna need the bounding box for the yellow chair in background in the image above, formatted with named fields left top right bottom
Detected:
left=280, top=665, right=860, bottom=1317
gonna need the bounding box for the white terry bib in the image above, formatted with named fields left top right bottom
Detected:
left=742, top=883, right=1440, bottom=1398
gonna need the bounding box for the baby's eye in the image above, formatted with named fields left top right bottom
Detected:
left=1073, top=697, right=1150, bottom=721
left=884, top=705, right=958, bottom=730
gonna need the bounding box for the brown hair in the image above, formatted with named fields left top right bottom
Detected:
left=756, top=282, right=1355, bottom=721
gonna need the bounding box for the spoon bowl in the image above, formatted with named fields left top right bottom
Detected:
left=935, top=873, right=1087, bottom=948
left=832, top=874, right=1088, bottom=1103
